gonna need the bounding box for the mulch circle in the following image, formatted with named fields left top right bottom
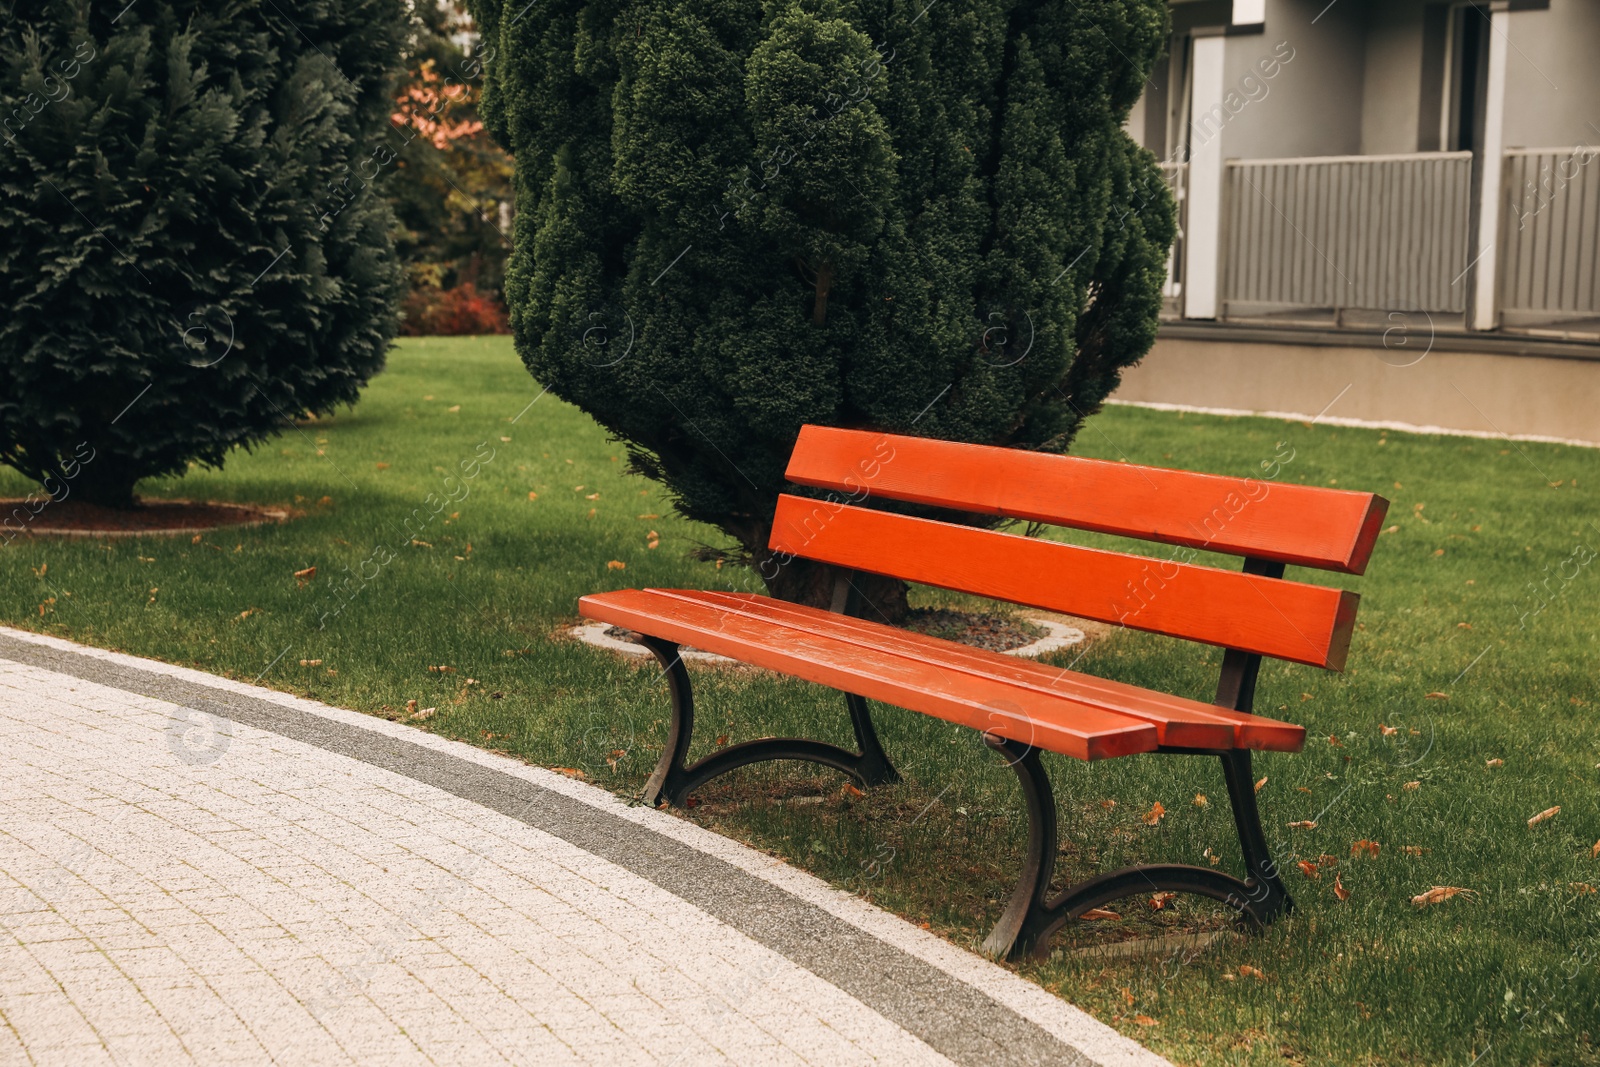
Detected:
left=4, top=498, right=289, bottom=537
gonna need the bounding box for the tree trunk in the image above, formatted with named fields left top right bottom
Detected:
left=755, top=548, right=910, bottom=624
left=72, top=462, right=141, bottom=510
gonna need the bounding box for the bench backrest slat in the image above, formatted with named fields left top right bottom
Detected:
left=785, top=426, right=1389, bottom=574
left=770, top=495, right=1359, bottom=669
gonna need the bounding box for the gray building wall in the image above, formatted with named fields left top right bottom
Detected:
left=1214, top=0, right=1366, bottom=160
left=1502, top=0, right=1600, bottom=150
left=1358, top=0, right=1428, bottom=155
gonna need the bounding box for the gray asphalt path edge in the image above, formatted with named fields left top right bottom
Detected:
left=0, top=626, right=1173, bottom=1067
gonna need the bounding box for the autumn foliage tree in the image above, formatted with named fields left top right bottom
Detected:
left=387, top=1, right=514, bottom=334
left=469, top=0, right=1174, bottom=614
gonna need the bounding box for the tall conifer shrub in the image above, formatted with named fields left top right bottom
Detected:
left=472, top=0, right=1173, bottom=612
left=0, top=0, right=407, bottom=507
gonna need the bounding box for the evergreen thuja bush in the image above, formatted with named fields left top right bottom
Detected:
left=471, top=0, right=1173, bottom=614
left=0, top=0, right=408, bottom=507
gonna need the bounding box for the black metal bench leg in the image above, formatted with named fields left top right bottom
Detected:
left=637, top=637, right=900, bottom=808
left=980, top=735, right=1295, bottom=961
left=846, top=693, right=899, bottom=786
left=980, top=736, right=1062, bottom=959
left=640, top=637, right=696, bottom=808
left=1219, top=748, right=1294, bottom=922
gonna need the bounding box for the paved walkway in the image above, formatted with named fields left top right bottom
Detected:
left=0, top=626, right=1169, bottom=1067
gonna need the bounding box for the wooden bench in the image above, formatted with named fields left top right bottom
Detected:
left=580, top=425, right=1389, bottom=958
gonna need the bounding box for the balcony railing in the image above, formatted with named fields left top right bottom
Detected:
left=1499, top=147, right=1600, bottom=331
left=1220, top=151, right=1474, bottom=321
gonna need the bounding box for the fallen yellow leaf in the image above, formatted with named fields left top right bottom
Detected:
left=1334, top=873, right=1351, bottom=902
left=1080, top=908, right=1122, bottom=921
left=1571, top=883, right=1597, bottom=895
left=1485, top=758, right=1504, bottom=769
left=1529, top=806, right=1560, bottom=827
left=1149, top=892, right=1176, bottom=910
left=1379, top=724, right=1398, bottom=737
left=1099, top=799, right=1117, bottom=810
left=1297, top=860, right=1320, bottom=880
left=1133, top=1015, right=1158, bottom=1027
left=1239, top=965, right=1266, bottom=980
left=1255, top=776, right=1268, bottom=793
left=1403, top=781, right=1421, bottom=791
left=1412, top=886, right=1474, bottom=907
left=1288, top=820, right=1317, bottom=829
left=1142, top=801, right=1166, bottom=825
left=294, top=566, right=316, bottom=580
left=1193, top=793, right=1209, bottom=808
left=1351, top=840, right=1380, bottom=858
left=528, top=491, right=538, bottom=500
left=607, top=560, right=627, bottom=570
left=1425, top=692, right=1449, bottom=700
left=550, top=767, right=587, bottom=780
left=1401, top=845, right=1428, bottom=856
left=1592, top=840, right=1600, bottom=859
left=298, top=658, right=323, bottom=667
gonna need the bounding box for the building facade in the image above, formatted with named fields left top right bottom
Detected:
left=1128, top=0, right=1600, bottom=339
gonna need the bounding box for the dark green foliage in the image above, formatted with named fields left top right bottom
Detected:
left=0, top=0, right=408, bottom=506
left=471, top=0, right=1173, bottom=606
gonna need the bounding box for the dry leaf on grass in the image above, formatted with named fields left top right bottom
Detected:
left=1080, top=908, right=1122, bottom=921
left=1327, top=734, right=1344, bottom=747
left=607, top=560, right=627, bottom=570
left=411, top=706, right=437, bottom=721
left=1592, top=840, right=1600, bottom=859
left=1134, top=1015, right=1158, bottom=1027
left=1334, top=873, right=1351, bottom=902
left=1528, top=806, right=1561, bottom=827
left=1401, top=845, right=1429, bottom=856
left=1239, top=965, right=1266, bottom=981
left=1379, top=724, right=1398, bottom=737
left=427, top=665, right=456, bottom=674
left=550, top=767, right=588, bottom=780
left=1297, top=861, right=1320, bottom=880
left=1149, top=892, right=1177, bottom=910
left=1255, top=776, right=1268, bottom=793
left=527, top=491, right=538, bottom=501
left=1288, top=820, right=1317, bottom=829
left=1486, top=758, right=1504, bottom=769
left=1100, top=799, right=1117, bottom=810
left=1571, top=883, right=1597, bottom=895
left=1412, top=886, right=1475, bottom=907
left=1425, top=692, right=1450, bottom=700
left=298, top=659, right=323, bottom=667
left=1351, top=840, right=1380, bottom=858
left=1142, top=802, right=1166, bottom=825
left=1403, top=781, right=1421, bottom=791
left=1194, top=794, right=1209, bottom=808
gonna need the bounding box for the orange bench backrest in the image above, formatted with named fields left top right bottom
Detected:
left=769, top=426, right=1389, bottom=671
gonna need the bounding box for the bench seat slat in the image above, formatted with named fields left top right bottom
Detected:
left=579, top=589, right=1161, bottom=761
left=771, top=495, right=1360, bottom=670
left=671, top=591, right=1306, bottom=752
left=785, top=426, right=1389, bottom=574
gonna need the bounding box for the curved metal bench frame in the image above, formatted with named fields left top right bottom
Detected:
left=632, top=562, right=1295, bottom=961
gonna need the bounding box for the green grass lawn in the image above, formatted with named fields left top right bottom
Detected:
left=4, top=336, right=1597, bottom=1066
